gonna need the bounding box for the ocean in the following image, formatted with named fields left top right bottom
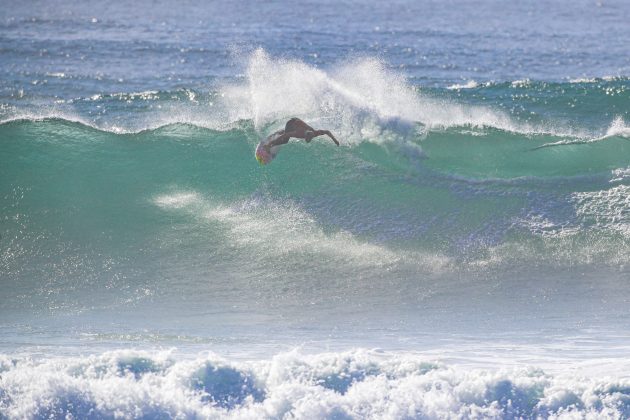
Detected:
left=1, top=0, right=630, bottom=418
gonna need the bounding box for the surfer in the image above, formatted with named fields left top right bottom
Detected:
left=255, top=118, right=339, bottom=165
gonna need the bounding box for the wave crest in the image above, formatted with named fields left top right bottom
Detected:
left=222, top=49, right=558, bottom=141
left=4, top=49, right=605, bottom=141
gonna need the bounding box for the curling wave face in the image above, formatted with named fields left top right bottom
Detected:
left=2, top=53, right=630, bottom=315
left=1, top=113, right=629, bottom=330
left=2, top=51, right=629, bottom=304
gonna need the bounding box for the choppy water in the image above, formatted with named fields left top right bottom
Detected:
left=1, top=0, right=630, bottom=418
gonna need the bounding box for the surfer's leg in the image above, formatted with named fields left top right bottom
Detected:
left=266, top=131, right=300, bottom=148
left=285, top=118, right=313, bottom=137
left=310, top=129, right=340, bottom=146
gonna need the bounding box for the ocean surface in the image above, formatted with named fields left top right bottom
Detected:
left=1, top=0, right=630, bottom=418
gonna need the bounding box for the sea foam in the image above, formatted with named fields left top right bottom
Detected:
left=1, top=349, right=630, bottom=419
left=221, top=49, right=561, bottom=141
left=152, top=191, right=452, bottom=272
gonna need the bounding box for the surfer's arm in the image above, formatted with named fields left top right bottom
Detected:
left=309, top=130, right=340, bottom=146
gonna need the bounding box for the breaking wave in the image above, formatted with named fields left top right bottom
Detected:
left=1, top=349, right=630, bottom=419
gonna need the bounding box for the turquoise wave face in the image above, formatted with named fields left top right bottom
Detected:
left=2, top=117, right=628, bottom=275
left=1, top=53, right=629, bottom=337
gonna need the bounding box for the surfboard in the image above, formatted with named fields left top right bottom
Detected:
left=255, top=132, right=282, bottom=165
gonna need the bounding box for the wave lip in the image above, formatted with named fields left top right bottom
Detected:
left=219, top=49, right=602, bottom=141
left=2, top=349, right=630, bottom=419
left=4, top=49, right=625, bottom=140
left=447, top=80, right=479, bottom=90
left=533, top=116, right=630, bottom=149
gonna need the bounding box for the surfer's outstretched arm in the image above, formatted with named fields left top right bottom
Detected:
left=308, top=129, right=340, bottom=146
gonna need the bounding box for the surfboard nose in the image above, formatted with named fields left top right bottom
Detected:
left=255, top=143, right=271, bottom=164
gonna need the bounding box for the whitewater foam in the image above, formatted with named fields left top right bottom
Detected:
left=447, top=80, right=479, bottom=90
left=611, top=167, right=630, bottom=183
left=572, top=184, right=630, bottom=237
left=152, top=190, right=452, bottom=272
left=219, top=49, right=589, bottom=142
left=605, top=116, right=630, bottom=139
left=2, top=349, right=630, bottom=419
left=534, top=116, right=630, bottom=149
left=569, top=76, right=626, bottom=83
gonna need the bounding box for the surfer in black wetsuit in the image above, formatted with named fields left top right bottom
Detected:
left=255, top=118, right=339, bottom=164
left=265, top=118, right=340, bottom=149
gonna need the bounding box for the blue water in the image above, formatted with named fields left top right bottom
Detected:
left=1, top=0, right=630, bottom=418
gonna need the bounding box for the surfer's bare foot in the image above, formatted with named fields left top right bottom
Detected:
left=325, top=130, right=340, bottom=146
